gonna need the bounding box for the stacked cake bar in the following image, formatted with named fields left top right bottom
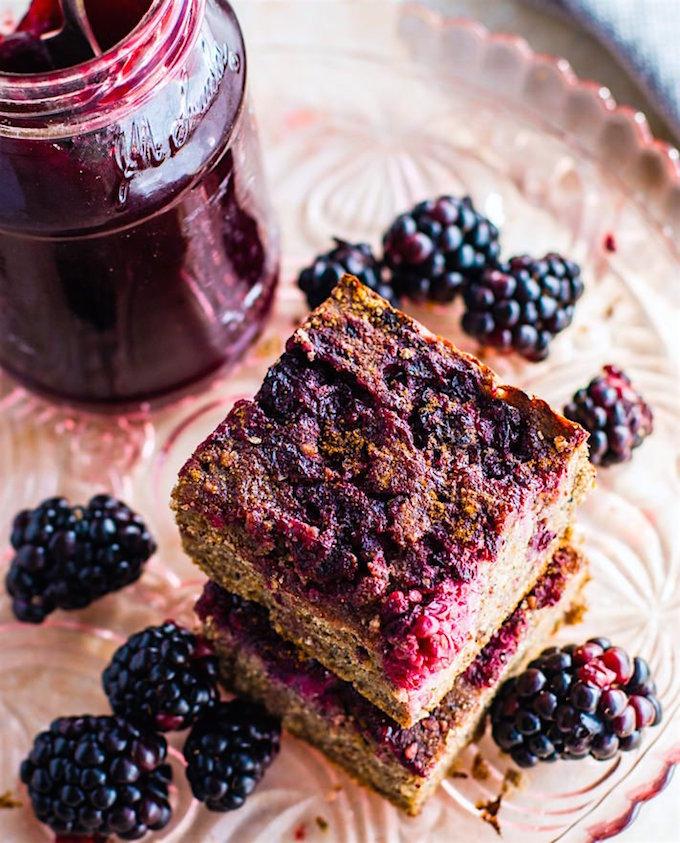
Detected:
left=196, top=544, right=588, bottom=814
left=173, top=276, right=593, bottom=813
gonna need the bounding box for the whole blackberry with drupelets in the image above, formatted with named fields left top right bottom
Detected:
left=490, top=638, right=662, bottom=767
left=5, top=495, right=156, bottom=624
left=382, top=195, right=500, bottom=303
left=20, top=715, right=172, bottom=840
left=297, top=238, right=400, bottom=309
left=103, top=621, right=219, bottom=732
left=564, top=365, right=653, bottom=466
left=183, top=699, right=281, bottom=811
left=461, top=253, right=583, bottom=361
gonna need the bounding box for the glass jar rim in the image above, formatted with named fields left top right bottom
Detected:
left=0, top=0, right=202, bottom=132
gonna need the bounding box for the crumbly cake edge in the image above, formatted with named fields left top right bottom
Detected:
left=203, top=549, right=590, bottom=815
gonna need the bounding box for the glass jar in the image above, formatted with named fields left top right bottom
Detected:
left=0, top=0, right=279, bottom=406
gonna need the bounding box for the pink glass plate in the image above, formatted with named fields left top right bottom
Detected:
left=1, top=2, right=679, bottom=840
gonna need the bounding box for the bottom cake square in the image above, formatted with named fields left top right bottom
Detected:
left=195, top=545, right=588, bottom=815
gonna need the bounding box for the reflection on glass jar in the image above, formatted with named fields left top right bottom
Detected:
left=0, top=0, right=279, bottom=406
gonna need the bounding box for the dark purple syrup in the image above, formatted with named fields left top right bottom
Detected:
left=0, top=0, right=278, bottom=405
left=0, top=0, right=152, bottom=73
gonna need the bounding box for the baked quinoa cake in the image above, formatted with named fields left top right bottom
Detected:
left=174, top=275, right=593, bottom=726
left=197, top=545, right=589, bottom=815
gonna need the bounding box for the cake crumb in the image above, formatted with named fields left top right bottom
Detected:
left=475, top=766, right=523, bottom=834
left=0, top=790, right=22, bottom=809
left=219, top=449, right=235, bottom=468
left=472, top=752, right=491, bottom=781
left=254, top=335, right=283, bottom=360
left=325, top=783, right=343, bottom=803
left=604, top=296, right=623, bottom=319
left=476, top=793, right=502, bottom=836
left=553, top=435, right=568, bottom=452
left=564, top=601, right=587, bottom=625
left=316, top=816, right=329, bottom=832
left=502, top=767, right=524, bottom=794
left=294, top=328, right=316, bottom=360
left=404, top=741, right=418, bottom=761
left=449, top=770, right=468, bottom=779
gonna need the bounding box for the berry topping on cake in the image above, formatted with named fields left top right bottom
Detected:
left=461, top=253, right=583, bottom=361
left=5, top=495, right=156, bottom=624
left=102, top=621, right=219, bottom=732
left=381, top=582, right=468, bottom=689
left=20, top=715, right=171, bottom=840
left=382, top=195, right=500, bottom=302
left=564, top=365, right=654, bottom=465
left=298, top=239, right=399, bottom=309
left=183, top=699, right=281, bottom=811
left=490, top=639, right=662, bottom=767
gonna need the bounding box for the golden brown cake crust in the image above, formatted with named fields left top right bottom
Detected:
left=174, top=275, right=593, bottom=725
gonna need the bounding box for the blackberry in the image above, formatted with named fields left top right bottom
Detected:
left=461, top=253, right=583, bottom=361
left=297, top=239, right=399, bottom=309
left=382, top=195, right=500, bottom=303
left=183, top=699, right=281, bottom=811
left=490, top=639, right=662, bottom=767
left=103, top=621, right=219, bottom=732
left=564, top=365, right=653, bottom=466
left=20, top=715, right=171, bottom=840
left=5, top=495, right=156, bottom=624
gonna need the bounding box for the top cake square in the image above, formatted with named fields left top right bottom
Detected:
left=173, top=276, right=592, bottom=726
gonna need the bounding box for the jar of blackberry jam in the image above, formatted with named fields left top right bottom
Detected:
left=0, top=0, right=279, bottom=406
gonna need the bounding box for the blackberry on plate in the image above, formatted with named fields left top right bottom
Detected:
left=564, top=365, right=653, bottom=466
left=5, top=495, right=156, bottom=624
left=490, top=638, right=662, bottom=767
left=461, top=253, right=583, bottom=361
left=382, top=195, right=500, bottom=303
left=103, top=621, right=219, bottom=732
left=20, top=715, right=171, bottom=840
left=297, top=238, right=399, bottom=309
left=183, top=699, right=281, bottom=811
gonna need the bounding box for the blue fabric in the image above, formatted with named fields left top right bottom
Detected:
left=531, top=1, right=680, bottom=141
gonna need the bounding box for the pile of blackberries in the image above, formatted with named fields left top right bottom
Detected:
left=296, top=194, right=583, bottom=361
left=21, top=619, right=280, bottom=839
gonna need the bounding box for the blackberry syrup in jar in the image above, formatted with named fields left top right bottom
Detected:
left=0, top=0, right=279, bottom=405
